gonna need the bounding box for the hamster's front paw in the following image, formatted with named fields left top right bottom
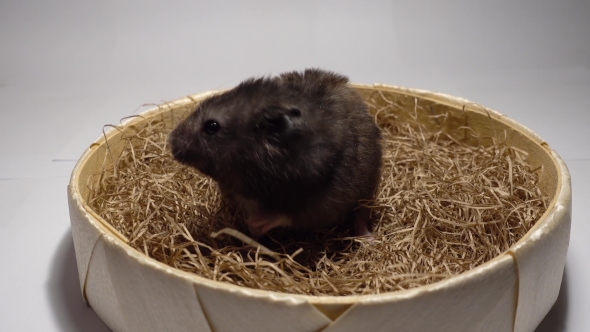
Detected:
left=246, top=213, right=292, bottom=237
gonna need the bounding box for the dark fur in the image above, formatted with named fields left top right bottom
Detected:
left=169, top=68, right=382, bottom=231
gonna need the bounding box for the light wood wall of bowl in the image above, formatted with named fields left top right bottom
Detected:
left=68, top=84, right=571, bottom=332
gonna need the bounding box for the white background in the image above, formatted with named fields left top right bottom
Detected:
left=1, top=0, right=588, bottom=331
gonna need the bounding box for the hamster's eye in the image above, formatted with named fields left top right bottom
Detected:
left=288, top=108, right=301, bottom=117
left=203, top=120, right=220, bottom=135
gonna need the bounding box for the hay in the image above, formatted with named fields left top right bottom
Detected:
left=87, top=91, right=548, bottom=296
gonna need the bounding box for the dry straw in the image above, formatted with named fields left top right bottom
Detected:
left=88, top=91, right=547, bottom=296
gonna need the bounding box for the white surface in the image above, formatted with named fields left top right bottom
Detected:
left=0, top=1, right=588, bottom=331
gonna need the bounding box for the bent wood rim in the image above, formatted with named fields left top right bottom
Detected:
left=69, top=83, right=567, bottom=305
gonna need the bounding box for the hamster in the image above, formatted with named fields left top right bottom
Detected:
left=168, top=68, right=382, bottom=238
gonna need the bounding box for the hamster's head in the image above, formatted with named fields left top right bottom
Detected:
left=168, top=79, right=312, bottom=184
left=168, top=97, right=228, bottom=179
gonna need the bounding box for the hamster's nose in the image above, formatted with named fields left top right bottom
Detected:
left=170, top=143, right=185, bottom=162
left=168, top=131, right=190, bottom=163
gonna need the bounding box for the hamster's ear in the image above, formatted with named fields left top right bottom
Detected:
left=257, top=106, right=301, bottom=135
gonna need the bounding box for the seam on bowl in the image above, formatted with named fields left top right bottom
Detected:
left=81, top=233, right=104, bottom=303
left=193, top=284, right=216, bottom=332
left=313, top=302, right=357, bottom=331
left=505, top=251, right=521, bottom=332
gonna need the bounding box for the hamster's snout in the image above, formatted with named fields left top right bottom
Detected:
left=168, top=126, right=193, bottom=164
left=168, top=125, right=217, bottom=178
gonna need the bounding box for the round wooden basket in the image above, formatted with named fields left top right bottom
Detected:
left=68, top=84, right=571, bottom=332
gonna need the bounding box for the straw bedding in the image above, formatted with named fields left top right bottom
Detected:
left=88, top=90, right=547, bottom=296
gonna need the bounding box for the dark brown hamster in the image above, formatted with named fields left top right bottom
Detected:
left=169, top=68, right=382, bottom=238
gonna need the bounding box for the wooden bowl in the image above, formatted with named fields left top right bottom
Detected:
left=68, top=84, right=571, bottom=332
